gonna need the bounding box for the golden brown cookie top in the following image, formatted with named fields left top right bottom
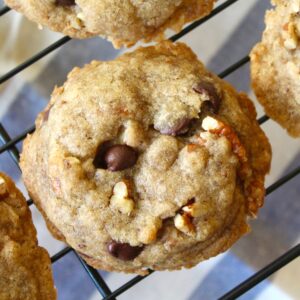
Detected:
left=0, top=173, right=56, bottom=300
left=21, top=42, right=271, bottom=274
left=4, top=0, right=215, bottom=47
left=251, top=0, right=300, bottom=136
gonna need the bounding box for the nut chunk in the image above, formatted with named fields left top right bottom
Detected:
left=110, top=181, right=135, bottom=215
left=174, top=200, right=201, bottom=237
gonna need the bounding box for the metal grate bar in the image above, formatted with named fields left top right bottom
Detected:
left=75, top=253, right=116, bottom=300
left=27, top=198, right=33, bottom=205
left=218, top=56, right=250, bottom=78
left=219, top=244, right=300, bottom=300
left=0, top=123, right=20, bottom=166
left=258, top=115, right=270, bottom=125
left=0, top=36, right=71, bottom=85
left=103, top=270, right=154, bottom=300
left=0, top=5, right=10, bottom=16
left=0, top=125, right=35, bottom=155
left=170, top=0, right=240, bottom=42
left=51, top=246, right=72, bottom=263
left=266, top=165, right=300, bottom=195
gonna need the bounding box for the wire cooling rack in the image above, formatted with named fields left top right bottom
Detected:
left=0, top=0, right=299, bottom=299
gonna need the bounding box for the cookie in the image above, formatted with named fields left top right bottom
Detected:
left=20, top=42, right=271, bottom=275
left=0, top=173, right=56, bottom=300
left=251, top=0, right=300, bottom=137
left=4, top=0, right=215, bottom=48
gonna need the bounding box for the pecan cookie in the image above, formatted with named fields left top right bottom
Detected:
left=251, top=0, right=300, bottom=137
left=4, top=0, right=215, bottom=48
left=0, top=173, right=56, bottom=300
left=20, top=42, right=271, bottom=275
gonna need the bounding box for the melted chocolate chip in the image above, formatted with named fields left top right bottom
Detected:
left=104, top=145, right=138, bottom=171
left=107, top=241, right=144, bottom=261
left=193, top=81, right=222, bottom=113
left=160, top=118, right=192, bottom=136
left=55, top=0, right=75, bottom=6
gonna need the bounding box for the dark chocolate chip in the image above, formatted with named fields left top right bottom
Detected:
left=193, top=81, right=222, bottom=113
left=104, top=145, right=138, bottom=171
left=200, top=101, right=217, bottom=114
left=160, top=118, right=192, bottom=136
left=93, top=141, right=113, bottom=169
left=107, top=241, right=144, bottom=261
left=55, top=0, right=75, bottom=6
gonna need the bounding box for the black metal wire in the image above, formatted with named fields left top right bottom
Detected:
left=27, top=198, right=33, bottom=205
left=75, top=252, right=116, bottom=300
left=0, top=0, right=299, bottom=299
left=104, top=270, right=154, bottom=300
left=0, top=123, right=20, bottom=166
left=170, top=0, right=240, bottom=42
left=0, top=125, right=35, bottom=155
left=218, top=56, right=250, bottom=78
left=51, top=247, right=72, bottom=263
left=0, top=36, right=71, bottom=85
left=258, top=115, right=270, bottom=125
left=266, top=165, right=300, bottom=195
left=219, top=244, right=300, bottom=300
left=0, top=5, right=10, bottom=16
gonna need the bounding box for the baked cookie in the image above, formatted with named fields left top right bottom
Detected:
left=4, top=0, right=215, bottom=48
left=21, top=42, right=271, bottom=275
left=251, top=0, right=300, bottom=137
left=0, top=173, right=56, bottom=300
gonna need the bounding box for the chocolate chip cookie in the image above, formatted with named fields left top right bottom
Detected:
left=4, top=0, right=215, bottom=48
left=20, top=42, right=271, bottom=274
left=251, top=0, right=300, bottom=137
left=0, top=173, right=56, bottom=300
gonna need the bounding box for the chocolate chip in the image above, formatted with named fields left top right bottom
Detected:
left=93, top=141, right=113, bottom=169
left=160, top=118, right=192, bottom=136
left=104, top=145, right=138, bottom=171
left=55, top=0, right=75, bottom=6
left=193, top=81, right=222, bottom=113
left=107, top=241, right=144, bottom=261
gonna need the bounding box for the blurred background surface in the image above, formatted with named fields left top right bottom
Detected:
left=0, top=0, right=299, bottom=299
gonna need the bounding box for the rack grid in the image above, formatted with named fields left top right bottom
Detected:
left=0, top=0, right=299, bottom=299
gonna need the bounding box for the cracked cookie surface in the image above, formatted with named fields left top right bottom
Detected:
left=21, top=42, right=271, bottom=274
left=251, top=0, right=300, bottom=137
left=0, top=173, right=56, bottom=300
left=4, top=0, right=215, bottom=47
